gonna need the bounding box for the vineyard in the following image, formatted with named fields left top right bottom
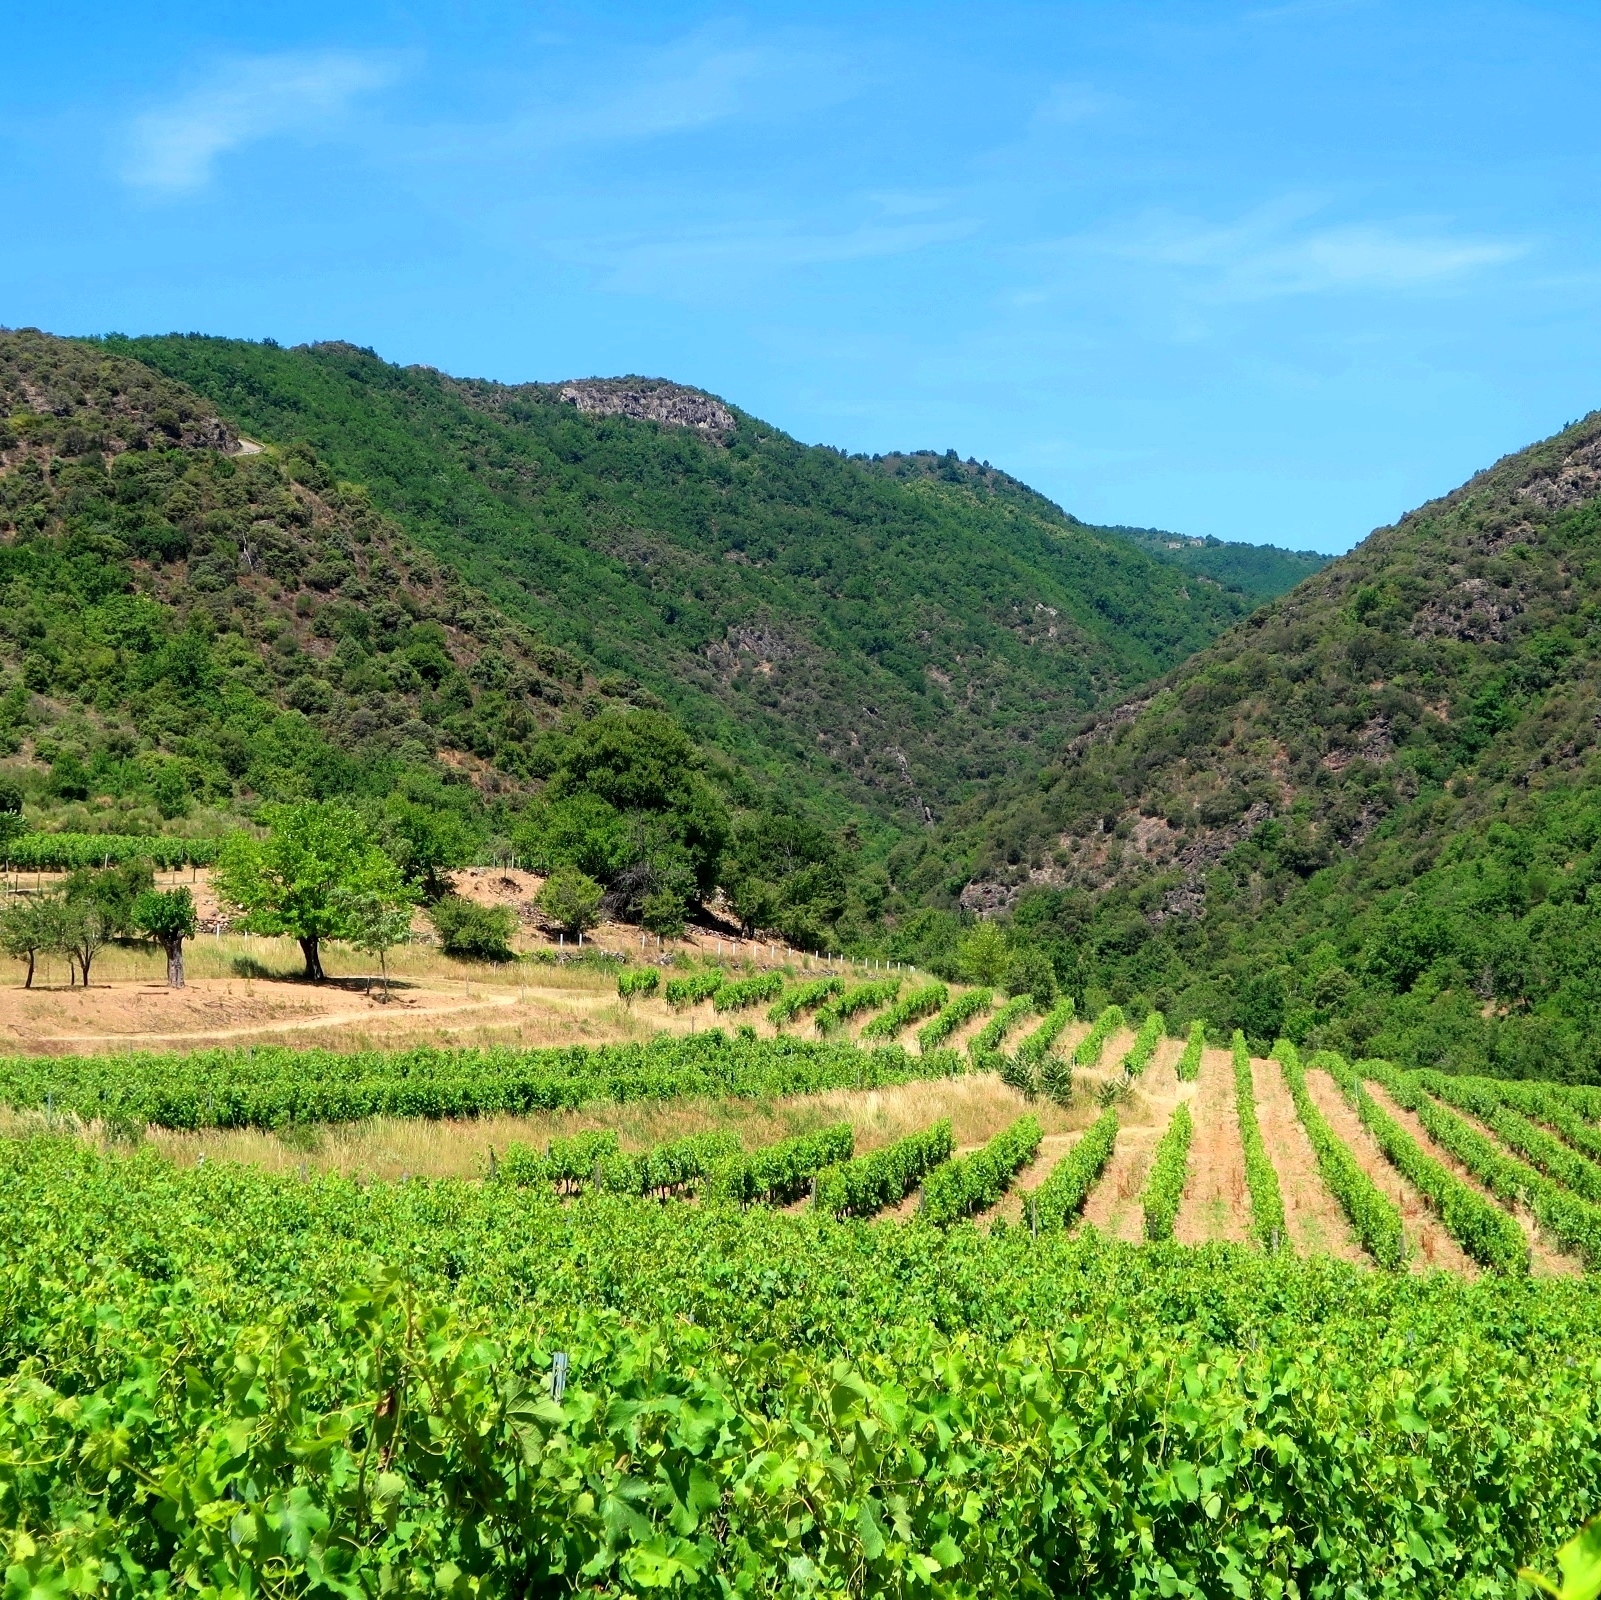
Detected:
left=2, top=1010, right=1600, bottom=1594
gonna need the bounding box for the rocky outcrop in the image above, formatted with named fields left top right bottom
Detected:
left=558, top=379, right=735, bottom=436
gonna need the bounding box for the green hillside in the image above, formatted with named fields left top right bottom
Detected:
left=114, top=335, right=1269, bottom=830
left=1103, top=523, right=1329, bottom=600
left=928, top=410, right=1601, bottom=1081
left=865, top=451, right=1328, bottom=602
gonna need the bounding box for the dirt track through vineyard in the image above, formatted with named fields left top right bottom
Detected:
left=1364, top=1081, right=1582, bottom=1277
left=1252, top=1058, right=1365, bottom=1262
left=1302, top=1070, right=1476, bottom=1275
left=1174, top=1046, right=1248, bottom=1244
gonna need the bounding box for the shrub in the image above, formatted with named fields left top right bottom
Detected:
left=429, top=896, right=517, bottom=960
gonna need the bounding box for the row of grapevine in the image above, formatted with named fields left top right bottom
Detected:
left=1141, top=1102, right=1193, bottom=1241
left=1120, top=1009, right=1165, bottom=1076
left=767, top=975, right=842, bottom=1025
left=1330, top=1059, right=1528, bottom=1273
left=1072, top=1004, right=1125, bottom=1066
left=1015, top=997, right=1076, bottom=1070
left=664, top=968, right=726, bottom=1007
left=0, top=1031, right=963, bottom=1130
left=1232, top=1030, right=1285, bottom=1249
left=5, top=1136, right=1600, bottom=1595
left=3, top=832, right=221, bottom=871
left=916, top=988, right=993, bottom=1052
left=713, top=971, right=786, bottom=1012
left=617, top=967, right=660, bottom=1000
left=1431, top=1073, right=1601, bottom=1170
left=1276, top=1043, right=1405, bottom=1267
left=966, top=994, right=1035, bottom=1066
left=1175, top=1020, right=1205, bottom=1082
left=813, top=1120, right=953, bottom=1218
left=500, top=1129, right=743, bottom=1197
left=1372, top=1065, right=1601, bottom=1270
left=706, top=1124, right=857, bottom=1206
left=1028, top=1105, right=1119, bottom=1231
left=1418, top=1073, right=1601, bottom=1205
left=860, top=982, right=949, bottom=1040
left=920, top=1115, right=1042, bottom=1225
left=815, top=979, right=902, bottom=1034
left=1011, top=997, right=1078, bottom=1102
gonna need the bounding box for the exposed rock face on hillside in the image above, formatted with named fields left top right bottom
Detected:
left=556, top=378, right=736, bottom=436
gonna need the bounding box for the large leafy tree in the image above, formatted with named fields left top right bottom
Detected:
left=214, top=801, right=414, bottom=980
left=133, top=887, right=199, bottom=988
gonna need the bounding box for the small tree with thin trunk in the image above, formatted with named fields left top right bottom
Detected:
left=340, top=890, right=414, bottom=1000
left=133, top=887, right=198, bottom=988
left=213, top=801, right=414, bottom=981
left=0, top=896, right=51, bottom=988
left=60, top=900, right=110, bottom=987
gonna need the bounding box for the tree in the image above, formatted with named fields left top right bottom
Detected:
left=536, top=866, right=603, bottom=938
left=65, top=860, right=154, bottom=937
left=59, top=900, right=111, bottom=987
left=133, top=887, right=198, bottom=988
left=428, top=895, right=517, bottom=960
left=378, top=796, right=476, bottom=899
left=957, top=920, right=1010, bottom=987
left=340, top=889, right=414, bottom=999
left=214, top=801, right=413, bottom=980
left=0, top=896, right=52, bottom=987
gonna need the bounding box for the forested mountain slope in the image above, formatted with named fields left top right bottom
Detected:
left=865, top=451, right=1328, bottom=601
left=933, top=409, right=1601, bottom=1081
left=0, top=329, right=623, bottom=837
left=115, top=335, right=1269, bottom=828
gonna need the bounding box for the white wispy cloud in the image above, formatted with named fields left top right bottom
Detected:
left=1084, top=202, right=1527, bottom=300
left=122, top=50, right=399, bottom=193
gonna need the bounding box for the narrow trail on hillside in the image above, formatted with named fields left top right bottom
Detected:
left=1254, top=1058, right=1365, bottom=1263
left=1174, top=1046, right=1249, bottom=1245
left=1365, top=1082, right=1583, bottom=1277
left=1304, top=1070, right=1476, bottom=1276
left=1079, top=1120, right=1160, bottom=1242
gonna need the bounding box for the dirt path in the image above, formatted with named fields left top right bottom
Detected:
left=1078, top=1119, right=1162, bottom=1241
left=1365, top=1082, right=1582, bottom=1277
left=1253, top=1058, right=1365, bottom=1262
left=1303, top=1070, right=1476, bottom=1276
left=1174, top=1046, right=1249, bottom=1245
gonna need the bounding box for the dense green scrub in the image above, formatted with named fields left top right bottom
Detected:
left=0, top=1031, right=958, bottom=1131
left=1, top=1135, right=1598, bottom=1596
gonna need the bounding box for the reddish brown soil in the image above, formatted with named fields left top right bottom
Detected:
left=1303, top=1070, right=1476, bottom=1276
left=1253, top=1058, right=1365, bottom=1263
left=1365, top=1082, right=1581, bottom=1277
left=1174, top=1047, right=1249, bottom=1245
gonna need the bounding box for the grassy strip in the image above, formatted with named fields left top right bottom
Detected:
left=814, top=979, right=902, bottom=1035
left=1327, top=1057, right=1528, bottom=1274
left=1277, top=1044, right=1405, bottom=1268
left=861, top=982, right=949, bottom=1041
left=921, top=1115, right=1042, bottom=1225
left=767, top=976, right=843, bottom=1026
left=1027, top=1105, right=1119, bottom=1232
left=1121, top=1010, right=1166, bottom=1077
left=664, top=969, right=725, bottom=1008
left=967, top=995, right=1035, bottom=1064
left=1233, top=1031, right=1285, bottom=1250
left=1141, top=1102, right=1193, bottom=1242
left=1072, top=1005, right=1125, bottom=1067
left=1176, top=1021, right=1205, bottom=1083
left=0, top=1032, right=961, bottom=1130
left=917, top=989, right=993, bottom=1053
left=704, top=1124, right=856, bottom=1207
left=713, top=972, right=786, bottom=1012
left=1418, top=1073, right=1601, bottom=1205
left=1371, top=1065, right=1601, bottom=1271
left=617, top=967, right=660, bottom=1000
left=813, top=1121, right=953, bottom=1218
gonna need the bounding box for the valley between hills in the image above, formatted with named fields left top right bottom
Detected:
left=4, top=324, right=1601, bottom=1597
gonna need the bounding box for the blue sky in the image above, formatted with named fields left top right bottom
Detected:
left=3, top=2, right=1599, bottom=552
